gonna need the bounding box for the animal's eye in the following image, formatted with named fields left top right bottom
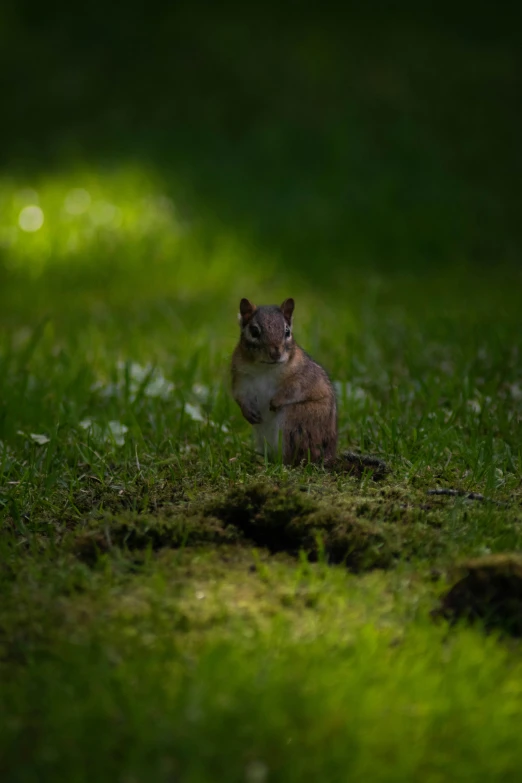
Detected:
left=249, top=325, right=260, bottom=339
left=285, top=326, right=291, bottom=338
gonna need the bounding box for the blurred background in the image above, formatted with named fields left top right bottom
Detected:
left=0, top=0, right=521, bottom=328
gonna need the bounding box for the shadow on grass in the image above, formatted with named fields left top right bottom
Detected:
left=434, top=555, right=522, bottom=637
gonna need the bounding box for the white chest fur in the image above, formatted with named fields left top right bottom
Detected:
left=235, top=365, right=284, bottom=456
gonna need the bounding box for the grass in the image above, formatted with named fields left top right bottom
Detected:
left=1, top=3, right=522, bottom=779
left=1, top=166, right=521, bottom=781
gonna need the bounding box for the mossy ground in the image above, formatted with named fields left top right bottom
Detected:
left=1, top=2, right=522, bottom=780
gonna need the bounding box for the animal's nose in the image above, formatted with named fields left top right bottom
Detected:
left=270, top=347, right=281, bottom=361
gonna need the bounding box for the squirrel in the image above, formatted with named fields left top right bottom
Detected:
left=231, top=297, right=337, bottom=466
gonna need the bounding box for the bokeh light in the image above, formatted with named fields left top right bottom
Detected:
left=18, top=205, right=44, bottom=232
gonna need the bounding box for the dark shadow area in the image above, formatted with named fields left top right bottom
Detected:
left=434, top=555, right=522, bottom=637
left=1, top=0, right=521, bottom=284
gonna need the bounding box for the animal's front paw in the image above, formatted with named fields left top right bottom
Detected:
left=241, top=403, right=262, bottom=425
left=246, top=409, right=262, bottom=425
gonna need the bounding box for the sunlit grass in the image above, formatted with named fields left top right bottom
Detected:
left=0, top=167, right=273, bottom=315
left=1, top=168, right=173, bottom=266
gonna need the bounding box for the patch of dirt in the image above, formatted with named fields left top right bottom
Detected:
left=209, top=484, right=399, bottom=570
left=433, top=554, right=522, bottom=636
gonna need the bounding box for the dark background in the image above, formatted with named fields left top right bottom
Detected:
left=2, top=0, right=521, bottom=284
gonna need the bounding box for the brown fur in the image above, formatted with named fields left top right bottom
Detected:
left=231, top=298, right=337, bottom=466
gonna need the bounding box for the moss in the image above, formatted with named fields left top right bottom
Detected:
left=303, top=510, right=396, bottom=570
left=73, top=512, right=242, bottom=564
left=206, top=483, right=280, bottom=528
left=433, top=554, right=522, bottom=636
left=71, top=473, right=186, bottom=518
left=72, top=481, right=446, bottom=572
left=209, top=484, right=396, bottom=570
left=207, top=483, right=314, bottom=549
left=330, top=452, right=388, bottom=480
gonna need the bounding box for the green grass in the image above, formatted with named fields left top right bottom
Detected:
left=1, top=165, right=521, bottom=781
left=1, top=3, right=522, bottom=779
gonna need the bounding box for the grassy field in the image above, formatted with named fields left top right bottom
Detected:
left=1, top=3, right=522, bottom=781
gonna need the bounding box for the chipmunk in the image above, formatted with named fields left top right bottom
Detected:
left=231, top=297, right=337, bottom=465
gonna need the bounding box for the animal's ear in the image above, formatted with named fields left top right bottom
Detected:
left=280, top=298, right=295, bottom=324
left=239, top=298, right=256, bottom=324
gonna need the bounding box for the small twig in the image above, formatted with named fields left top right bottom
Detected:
left=427, top=488, right=508, bottom=507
